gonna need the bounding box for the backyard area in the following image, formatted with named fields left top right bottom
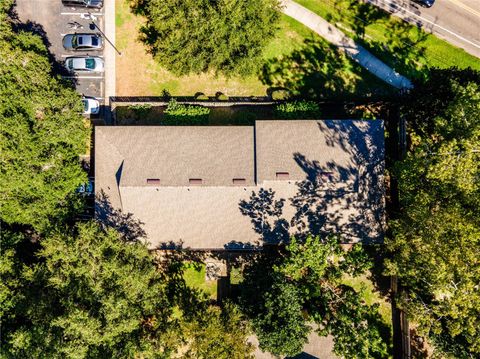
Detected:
left=115, top=0, right=394, bottom=98
left=183, top=263, right=218, bottom=300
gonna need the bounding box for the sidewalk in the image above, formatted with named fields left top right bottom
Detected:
left=103, top=0, right=116, bottom=124
left=280, top=0, right=412, bottom=90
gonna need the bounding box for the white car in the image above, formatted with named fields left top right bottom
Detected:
left=82, top=97, right=100, bottom=115
left=65, top=56, right=104, bottom=72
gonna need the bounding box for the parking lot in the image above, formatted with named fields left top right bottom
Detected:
left=14, top=0, right=105, bottom=120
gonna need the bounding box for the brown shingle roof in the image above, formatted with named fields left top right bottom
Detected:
left=95, top=120, right=385, bottom=249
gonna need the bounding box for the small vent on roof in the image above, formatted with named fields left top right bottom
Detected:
left=233, top=178, right=246, bottom=185
left=146, top=178, right=160, bottom=185
left=276, top=172, right=290, bottom=180
left=189, top=178, right=203, bottom=185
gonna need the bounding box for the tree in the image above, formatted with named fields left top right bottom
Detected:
left=2, top=220, right=255, bottom=358
left=131, top=0, right=281, bottom=76
left=240, top=237, right=390, bottom=358
left=1, top=222, right=179, bottom=358
left=181, top=303, right=254, bottom=359
left=386, top=69, right=480, bottom=357
left=244, top=272, right=310, bottom=357
left=0, top=1, right=89, bottom=231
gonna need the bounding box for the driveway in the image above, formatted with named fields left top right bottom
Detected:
left=14, top=0, right=106, bottom=121
left=365, top=0, right=480, bottom=58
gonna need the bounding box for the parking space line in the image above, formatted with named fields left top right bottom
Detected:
left=60, top=54, right=104, bottom=57
left=61, top=12, right=103, bottom=16
left=62, top=76, right=104, bottom=79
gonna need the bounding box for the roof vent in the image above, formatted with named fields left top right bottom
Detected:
left=189, top=178, right=203, bottom=185
left=275, top=172, right=290, bottom=180
left=233, top=178, right=246, bottom=185
left=146, top=178, right=160, bottom=185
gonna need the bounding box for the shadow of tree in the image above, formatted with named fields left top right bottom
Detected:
left=239, top=120, right=385, bottom=245
left=7, top=2, right=77, bottom=82
left=329, top=0, right=429, bottom=80
left=239, top=188, right=290, bottom=245
left=259, top=38, right=394, bottom=100
left=95, top=190, right=147, bottom=243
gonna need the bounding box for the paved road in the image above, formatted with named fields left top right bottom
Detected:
left=282, top=0, right=413, bottom=89
left=365, top=0, right=480, bottom=58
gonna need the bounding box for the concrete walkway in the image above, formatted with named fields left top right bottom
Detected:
left=103, top=0, right=116, bottom=124
left=280, top=0, right=413, bottom=90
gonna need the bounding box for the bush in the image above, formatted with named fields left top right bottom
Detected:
left=274, top=101, right=321, bottom=119
left=216, top=92, right=229, bottom=101
left=195, top=93, right=209, bottom=101
left=270, top=89, right=291, bottom=100
left=128, top=103, right=152, bottom=118
left=163, top=99, right=210, bottom=125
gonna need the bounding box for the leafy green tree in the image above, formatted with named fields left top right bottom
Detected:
left=2, top=222, right=256, bottom=359
left=181, top=302, right=254, bottom=359
left=0, top=1, right=89, bottom=231
left=131, top=0, right=280, bottom=76
left=245, top=272, right=309, bottom=357
left=240, top=237, right=390, bottom=358
left=386, top=69, right=480, bottom=357
left=1, top=222, right=178, bottom=358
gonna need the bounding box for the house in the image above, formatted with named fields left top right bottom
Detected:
left=95, top=120, right=385, bottom=250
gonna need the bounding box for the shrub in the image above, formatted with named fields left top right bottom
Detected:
left=128, top=103, right=152, bottom=118
left=274, top=101, right=321, bottom=119
left=195, top=93, right=209, bottom=101
left=163, top=99, right=210, bottom=125
left=270, top=89, right=291, bottom=100
left=216, top=92, right=229, bottom=101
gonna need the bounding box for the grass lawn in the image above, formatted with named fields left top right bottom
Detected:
left=115, top=0, right=394, bottom=97
left=341, top=273, right=392, bottom=328
left=295, top=0, right=480, bottom=79
left=183, top=263, right=217, bottom=300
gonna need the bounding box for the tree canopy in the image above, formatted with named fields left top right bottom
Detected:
left=0, top=2, right=89, bottom=231
left=131, top=0, right=281, bottom=76
left=240, top=237, right=391, bottom=358
left=1, top=221, right=254, bottom=359
left=386, top=68, right=480, bottom=357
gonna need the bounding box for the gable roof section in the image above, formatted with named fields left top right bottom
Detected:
left=96, top=125, right=255, bottom=186
left=255, top=120, right=382, bottom=184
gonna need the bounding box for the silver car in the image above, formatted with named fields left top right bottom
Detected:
left=63, top=33, right=103, bottom=51
left=65, top=56, right=104, bottom=72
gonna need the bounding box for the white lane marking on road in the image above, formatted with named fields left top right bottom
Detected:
left=61, top=12, right=103, bottom=16
left=365, top=0, right=480, bottom=49
left=447, top=0, right=480, bottom=19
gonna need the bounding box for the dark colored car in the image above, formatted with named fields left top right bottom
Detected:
left=63, top=33, right=103, bottom=51
left=62, top=0, right=103, bottom=9
left=413, top=0, right=435, bottom=8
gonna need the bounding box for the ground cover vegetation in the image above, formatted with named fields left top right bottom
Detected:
left=296, top=0, right=480, bottom=80
left=386, top=68, right=480, bottom=357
